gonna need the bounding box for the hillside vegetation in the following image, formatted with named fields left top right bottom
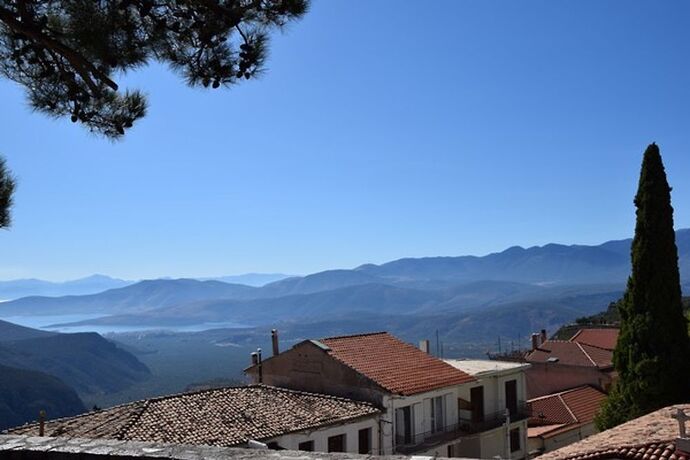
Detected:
left=0, top=364, right=85, bottom=430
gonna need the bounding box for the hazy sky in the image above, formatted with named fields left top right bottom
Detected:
left=1, top=1, right=690, bottom=281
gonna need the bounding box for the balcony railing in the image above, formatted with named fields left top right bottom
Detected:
left=393, top=403, right=531, bottom=454
left=394, top=422, right=466, bottom=454
left=458, top=402, right=530, bottom=434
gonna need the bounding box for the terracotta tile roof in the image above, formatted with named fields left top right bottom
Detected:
left=570, top=329, right=619, bottom=351
left=7, top=385, right=380, bottom=447
left=538, top=404, right=690, bottom=460
left=552, top=441, right=687, bottom=460
left=526, top=340, right=613, bottom=369
left=528, top=386, right=607, bottom=439
left=318, top=332, right=475, bottom=395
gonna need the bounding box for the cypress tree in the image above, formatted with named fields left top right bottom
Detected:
left=596, top=143, right=690, bottom=430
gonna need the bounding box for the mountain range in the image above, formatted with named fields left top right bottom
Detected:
left=0, top=275, right=131, bottom=301
left=0, top=229, right=687, bottom=360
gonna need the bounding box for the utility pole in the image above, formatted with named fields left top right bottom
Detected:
left=436, top=330, right=440, bottom=357
left=504, top=408, right=511, bottom=460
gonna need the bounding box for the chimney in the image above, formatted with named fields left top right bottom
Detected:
left=271, top=329, right=280, bottom=356
left=38, top=410, right=46, bottom=436
left=673, top=408, right=690, bottom=454
left=250, top=351, right=259, bottom=366
left=531, top=333, right=540, bottom=351
left=540, top=329, right=547, bottom=345
left=419, top=339, right=430, bottom=354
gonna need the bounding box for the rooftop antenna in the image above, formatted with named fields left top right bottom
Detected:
left=257, top=347, right=263, bottom=383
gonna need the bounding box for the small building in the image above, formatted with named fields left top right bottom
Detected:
left=246, top=331, right=531, bottom=458
left=8, top=385, right=382, bottom=455
left=527, top=385, right=607, bottom=456
left=445, top=359, right=531, bottom=459
left=524, top=336, right=615, bottom=399
left=536, top=403, right=690, bottom=460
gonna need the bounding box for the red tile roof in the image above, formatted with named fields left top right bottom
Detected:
left=528, top=386, right=607, bottom=439
left=538, top=404, right=690, bottom=460
left=570, top=329, right=619, bottom=351
left=318, top=332, right=475, bottom=395
left=526, top=340, right=613, bottom=369
left=8, top=385, right=380, bottom=447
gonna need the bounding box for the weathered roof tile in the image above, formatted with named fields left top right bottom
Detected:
left=320, top=332, right=475, bottom=395
left=8, top=385, right=380, bottom=447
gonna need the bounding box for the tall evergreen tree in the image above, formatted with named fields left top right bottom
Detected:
left=596, top=143, right=690, bottom=430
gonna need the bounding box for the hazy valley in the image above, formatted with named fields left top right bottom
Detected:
left=1, top=229, right=688, bottom=422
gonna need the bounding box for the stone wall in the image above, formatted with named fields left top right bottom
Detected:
left=0, top=435, right=453, bottom=460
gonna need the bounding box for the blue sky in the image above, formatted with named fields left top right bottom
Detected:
left=1, top=1, right=690, bottom=281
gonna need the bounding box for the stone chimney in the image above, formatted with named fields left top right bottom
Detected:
left=271, top=329, right=280, bottom=356
left=540, top=329, right=547, bottom=345
left=673, top=408, right=690, bottom=454
left=419, top=339, right=430, bottom=354
left=531, top=333, right=540, bottom=351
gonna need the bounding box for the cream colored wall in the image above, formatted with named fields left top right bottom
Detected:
left=478, top=420, right=528, bottom=460
left=271, top=416, right=380, bottom=454
left=457, top=368, right=528, bottom=419
left=381, top=387, right=461, bottom=455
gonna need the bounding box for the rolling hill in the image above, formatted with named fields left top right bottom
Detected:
left=0, top=319, right=150, bottom=395
left=0, top=364, right=86, bottom=430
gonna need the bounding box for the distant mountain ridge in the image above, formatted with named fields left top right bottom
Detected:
left=355, top=229, right=689, bottom=284
left=0, top=274, right=132, bottom=301
left=0, top=278, right=261, bottom=316
left=1, top=229, right=687, bottom=345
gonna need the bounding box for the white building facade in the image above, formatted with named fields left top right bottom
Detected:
left=446, top=359, right=531, bottom=459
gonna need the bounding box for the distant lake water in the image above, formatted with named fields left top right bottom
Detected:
left=1, top=314, right=247, bottom=334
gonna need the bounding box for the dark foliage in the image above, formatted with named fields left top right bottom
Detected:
left=0, top=0, right=308, bottom=137
left=596, top=144, right=690, bottom=430
left=0, top=364, right=85, bottom=430
left=0, top=155, right=15, bottom=229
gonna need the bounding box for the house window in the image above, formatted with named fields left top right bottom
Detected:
left=395, top=406, right=414, bottom=444
left=470, top=386, right=485, bottom=423
left=328, top=434, right=346, bottom=453
left=447, top=444, right=455, bottom=457
left=298, top=440, right=314, bottom=452
left=505, top=379, right=518, bottom=417
left=510, top=428, right=521, bottom=453
left=358, top=428, right=371, bottom=454
left=429, top=396, right=445, bottom=433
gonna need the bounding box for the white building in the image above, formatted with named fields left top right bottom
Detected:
left=247, top=331, right=531, bottom=458
left=445, top=358, right=531, bottom=459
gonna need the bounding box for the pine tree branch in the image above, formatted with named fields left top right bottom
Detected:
left=0, top=6, right=118, bottom=92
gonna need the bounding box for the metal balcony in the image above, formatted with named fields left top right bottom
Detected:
left=458, top=403, right=530, bottom=434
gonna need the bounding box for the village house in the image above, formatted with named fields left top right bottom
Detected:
left=8, top=385, right=382, bottom=455
left=444, top=358, right=531, bottom=459
left=535, top=404, right=690, bottom=460
left=527, top=385, right=607, bottom=456
left=246, top=331, right=530, bottom=458
left=524, top=329, right=618, bottom=399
